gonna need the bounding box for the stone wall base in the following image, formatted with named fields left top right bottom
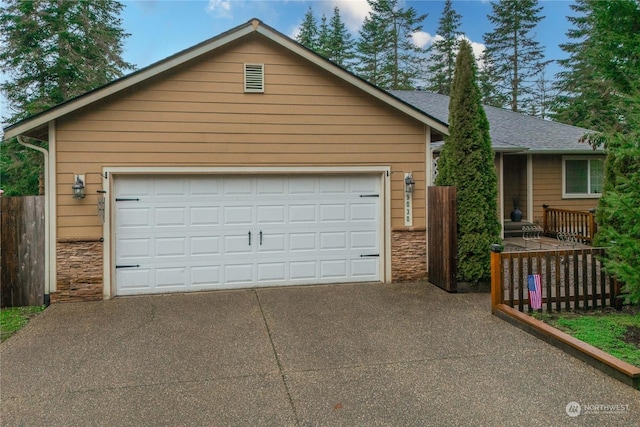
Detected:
left=391, top=229, right=427, bottom=282
left=53, top=239, right=103, bottom=303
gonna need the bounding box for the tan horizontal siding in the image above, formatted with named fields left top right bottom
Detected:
left=55, top=34, right=429, bottom=239
left=532, top=155, right=599, bottom=213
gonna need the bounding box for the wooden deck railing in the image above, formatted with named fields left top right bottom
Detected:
left=542, top=206, right=597, bottom=244
left=490, top=247, right=622, bottom=313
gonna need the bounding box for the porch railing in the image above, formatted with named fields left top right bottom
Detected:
left=490, top=247, right=622, bottom=313
left=542, top=206, right=597, bottom=244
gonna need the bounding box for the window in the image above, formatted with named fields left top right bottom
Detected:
left=563, top=157, right=604, bottom=198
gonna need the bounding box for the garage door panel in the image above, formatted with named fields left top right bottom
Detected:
left=289, top=205, right=316, bottom=222
left=224, top=206, right=253, bottom=225
left=190, top=236, right=220, bottom=256
left=257, top=262, right=286, bottom=282
left=289, top=233, right=316, bottom=251
left=257, top=205, right=285, bottom=224
left=224, top=264, right=254, bottom=284
left=155, top=267, right=187, bottom=288
left=191, top=266, right=221, bottom=287
left=320, top=260, right=348, bottom=279
left=224, top=234, right=253, bottom=254
left=155, top=237, right=187, bottom=257
left=190, top=206, right=220, bottom=226
left=115, top=174, right=381, bottom=295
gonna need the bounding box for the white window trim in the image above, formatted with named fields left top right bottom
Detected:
left=562, top=156, right=604, bottom=199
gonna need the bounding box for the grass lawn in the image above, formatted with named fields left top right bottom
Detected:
left=0, top=306, right=45, bottom=342
left=533, top=308, right=640, bottom=367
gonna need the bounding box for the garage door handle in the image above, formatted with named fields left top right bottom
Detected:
left=116, top=264, right=140, bottom=269
left=248, top=231, right=252, bottom=246
left=259, top=230, right=263, bottom=245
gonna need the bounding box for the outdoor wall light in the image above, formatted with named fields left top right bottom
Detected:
left=404, top=174, right=415, bottom=193
left=72, top=174, right=86, bottom=199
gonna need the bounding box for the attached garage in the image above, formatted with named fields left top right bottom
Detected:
left=114, top=173, right=383, bottom=295
left=3, top=19, right=448, bottom=302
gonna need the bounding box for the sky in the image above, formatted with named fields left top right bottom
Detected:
left=1, top=0, right=578, bottom=127
left=120, top=0, right=576, bottom=74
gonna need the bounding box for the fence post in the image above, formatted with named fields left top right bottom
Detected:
left=542, top=205, right=549, bottom=235
left=588, top=208, right=597, bottom=243
left=490, top=244, right=503, bottom=314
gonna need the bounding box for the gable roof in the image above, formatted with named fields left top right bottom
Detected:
left=390, top=91, right=601, bottom=154
left=3, top=19, right=448, bottom=140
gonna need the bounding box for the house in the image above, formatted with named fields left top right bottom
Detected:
left=390, top=91, right=604, bottom=235
left=2, top=19, right=449, bottom=302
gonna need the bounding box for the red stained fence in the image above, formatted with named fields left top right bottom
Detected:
left=491, top=247, right=622, bottom=313
left=542, top=206, right=597, bottom=244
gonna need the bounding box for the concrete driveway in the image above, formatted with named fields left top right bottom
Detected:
left=1, top=282, right=638, bottom=426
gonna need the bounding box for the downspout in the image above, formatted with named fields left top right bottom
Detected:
left=16, top=136, right=50, bottom=306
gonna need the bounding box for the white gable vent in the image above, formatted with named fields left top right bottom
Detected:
left=244, top=63, right=264, bottom=93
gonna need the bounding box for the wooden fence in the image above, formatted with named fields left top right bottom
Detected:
left=491, top=247, right=622, bottom=313
left=0, top=196, right=45, bottom=307
left=542, top=206, right=597, bottom=244
left=427, top=186, right=457, bottom=292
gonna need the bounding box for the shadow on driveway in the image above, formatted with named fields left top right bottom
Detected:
left=2, top=282, right=638, bottom=426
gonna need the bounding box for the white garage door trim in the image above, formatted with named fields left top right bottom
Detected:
left=101, top=167, right=391, bottom=298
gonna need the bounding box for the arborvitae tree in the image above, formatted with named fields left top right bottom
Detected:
left=483, top=0, right=546, bottom=112
left=0, top=0, right=134, bottom=196
left=553, top=0, right=640, bottom=134
left=296, top=6, right=319, bottom=51
left=435, top=40, right=501, bottom=283
left=363, top=0, right=428, bottom=90
left=425, top=0, right=462, bottom=95
left=356, top=14, right=390, bottom=88
left=326, top=6, right=356, bottom=69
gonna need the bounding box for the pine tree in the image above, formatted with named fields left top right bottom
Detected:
left=1, top=0, right=134, bottom=196
left=552, top=0, right=640, bottom=134
left=296, top=6, right=319, bottom=51
left=359, top=0, right=428, bottom=90
left=326, top=6, right=356, bottom=69
left=435, top=40, right=500, bottom=283
left=425, top=0, right=462, bottom=95
left=477, top=50, right=508, bottom=108
left=317, top=13, right=331, bottom=58
left=483, top=0, right=546, bottom=112
left=356, top=14, right=390, bottom=88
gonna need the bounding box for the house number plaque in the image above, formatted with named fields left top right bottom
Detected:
left=404, top=173, right=413, bottom=227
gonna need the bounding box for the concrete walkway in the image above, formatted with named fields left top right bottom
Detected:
left=1, top=282, right=638, bottom=426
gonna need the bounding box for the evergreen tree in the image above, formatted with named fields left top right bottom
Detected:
left=435, top=40, right=500, bottom=283
left=477, top=50, right=508, bottom=108
left=425, top=0, right=462, bottom=95
left=359, top=0, right=428, bottom=90
left=1, top=0, right=134, bottom=196
left=483, top=0, right=546, bottom=112
left=552, top=0, right=640, bottom=133
left=326, top=6, right=356, bottom=69
left=317, top=13, right=331, bottom=58
left=296, top=6, right=319, bottom=51
left=356, top=14, right=390, bottom=88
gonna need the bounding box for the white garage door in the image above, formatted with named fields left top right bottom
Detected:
left=114, top=174, right=381, bottom=295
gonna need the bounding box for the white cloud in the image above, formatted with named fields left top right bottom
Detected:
left=332, top=0, right=371, bottom=32
left=412, top=31, right=436, bottom=48
left=206, top=0, right=233, bottom=18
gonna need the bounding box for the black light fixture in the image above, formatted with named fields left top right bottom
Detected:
left=72, top=174, right=85, bottom=199
left=404, top=174, right=415, bottom=193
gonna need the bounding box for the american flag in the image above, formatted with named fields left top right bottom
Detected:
left=528, top=274, right=542, bottom=310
